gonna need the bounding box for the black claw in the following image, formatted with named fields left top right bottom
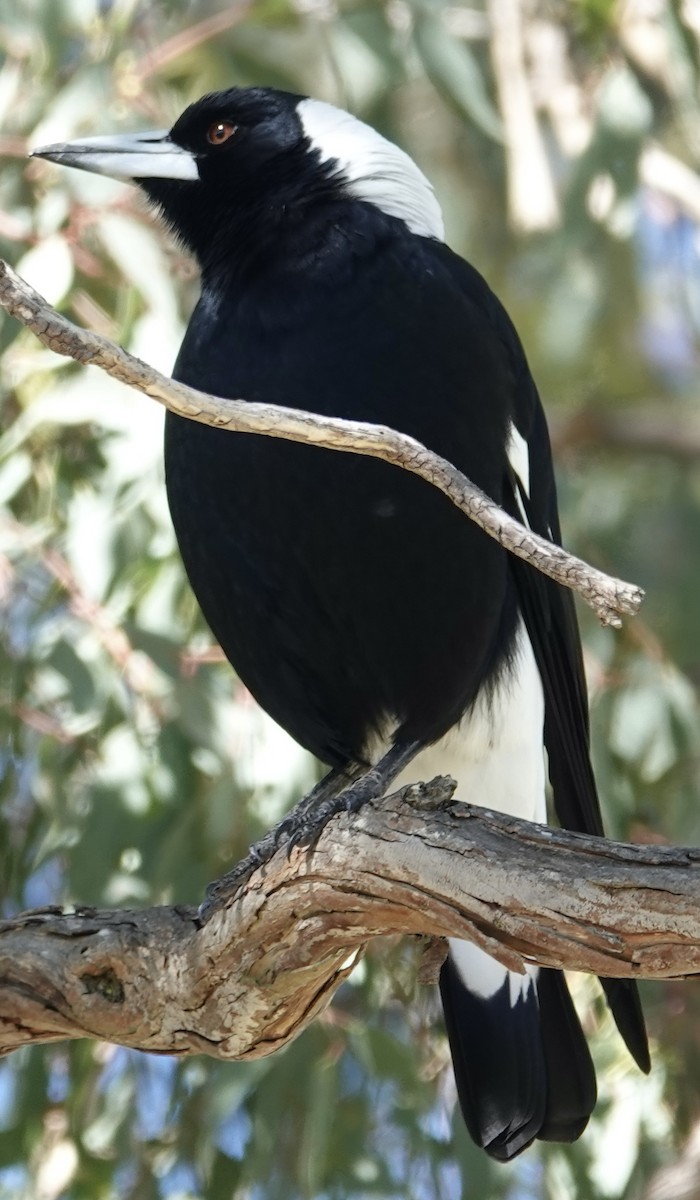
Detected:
left=200, top=743, right=421, bottom=918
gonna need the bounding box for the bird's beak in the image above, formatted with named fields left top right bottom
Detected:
left=30, top=129, right=199, bottom=182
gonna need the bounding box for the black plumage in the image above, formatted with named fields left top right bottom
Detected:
left=33, top=86, right=650, bottom=1160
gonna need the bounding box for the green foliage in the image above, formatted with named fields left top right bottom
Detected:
left=2, top=0, right=700, bottom=1196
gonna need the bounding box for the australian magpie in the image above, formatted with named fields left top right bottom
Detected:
left=33, top=86, right=650, bottom=1160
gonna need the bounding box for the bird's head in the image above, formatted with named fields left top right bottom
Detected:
left=32, top=86, right=444, bottom=281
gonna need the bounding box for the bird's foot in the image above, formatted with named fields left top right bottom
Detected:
left=285, top=766, right=384, bottom=849
left=198, top=763, right=361, bottom=920
left=199, top=741, right=420, bottom=921
left=198, top=826, right=280, bottom=920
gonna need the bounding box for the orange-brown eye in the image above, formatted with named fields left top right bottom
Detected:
left=207, top=121, right=236, bottom=146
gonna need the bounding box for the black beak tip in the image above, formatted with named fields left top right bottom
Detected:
left=29, top=145, right=59, bottom=163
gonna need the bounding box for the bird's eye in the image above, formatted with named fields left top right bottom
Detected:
left=206, top=121, right=237, bottom=146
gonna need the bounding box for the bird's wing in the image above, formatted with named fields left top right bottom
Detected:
left=504, top=384, right=605, bottom=839
left=507, top=388, right=650, bottom=1073
left=444, top=248, right=649, bottom=1072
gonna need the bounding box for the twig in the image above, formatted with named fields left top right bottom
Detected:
left=0, top=783, right=697, bottom=1060
left=551, top=405, right=700, bottom=462
left=0, top=260, right=643, bottom=626
left=131, top=4, right=254, bottom=85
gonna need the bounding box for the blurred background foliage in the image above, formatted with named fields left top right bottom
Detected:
left=1, top=0, right=700, bottom=1196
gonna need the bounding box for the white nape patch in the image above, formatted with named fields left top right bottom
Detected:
left=33, top=131, right=199, bottom=183
left=388, top=619, right=546, bottom=1007
left=506, top=421, right=530, bottom=499
left=297, top=98, right=445, bottom=241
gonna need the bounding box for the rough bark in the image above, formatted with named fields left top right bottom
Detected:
left=0, top=782, right=698, bottom=1062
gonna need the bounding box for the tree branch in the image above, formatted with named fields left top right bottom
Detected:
left=0, top=260, right=643, bottom=627
left=0, top=781, right=697, bottom=1060
left=551, top=405, right=700, bottom=462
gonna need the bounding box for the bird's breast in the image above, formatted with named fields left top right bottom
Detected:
left=165, top=255, right=519, bottom=764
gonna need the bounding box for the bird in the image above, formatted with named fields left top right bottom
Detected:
left=32, top=86, right=650, bottom=1161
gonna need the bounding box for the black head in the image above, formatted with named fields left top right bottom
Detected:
left=32, top=86, right=444, bottom=281
left=140, top=87, right=316, bottom=264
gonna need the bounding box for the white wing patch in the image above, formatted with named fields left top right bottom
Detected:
left=297, top=98, right=445, bottom=242
left=506, top=420, right=531, bottom=527
left=506, top=421, right=530, bottom=499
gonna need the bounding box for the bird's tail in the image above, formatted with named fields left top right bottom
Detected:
left=439, top=940, right=597, bottom=1161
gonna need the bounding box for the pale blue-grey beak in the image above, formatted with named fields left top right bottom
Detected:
left=31, top=130, right=199, bottom=182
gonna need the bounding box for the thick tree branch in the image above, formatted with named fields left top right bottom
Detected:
left=0, top=782, right=697, bottom=1059
left=0, top=260, right=643, bottom=626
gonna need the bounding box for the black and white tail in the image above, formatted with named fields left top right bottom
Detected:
left=395, top=619, right=648, bottom=1160
left=440, top=948, right=596, bottom=1159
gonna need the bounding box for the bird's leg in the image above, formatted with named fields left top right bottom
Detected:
left=291, top=760, right=365, bottom=817
left=285, top=738, right=422, bottom=847
left=199, top=761, right=364, bottom=917
left=199, top=742, right=420, bottom=918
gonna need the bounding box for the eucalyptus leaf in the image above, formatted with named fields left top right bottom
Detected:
left=413, top=12, right=503, bottom=143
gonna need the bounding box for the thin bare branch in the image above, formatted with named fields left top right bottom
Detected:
left=0, top=260, right=643, bottom=626
left=552, top=405, right=700, bottom=462
left=131, top=3, right=254, bottom=85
